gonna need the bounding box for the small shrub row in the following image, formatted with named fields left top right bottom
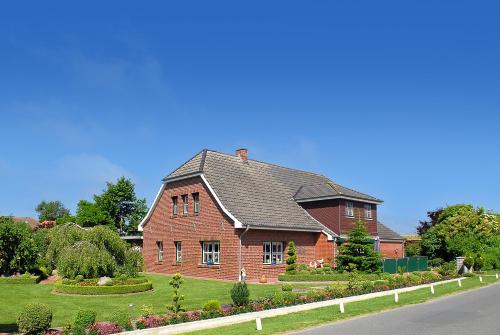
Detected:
left=53, top=280, right=153, bottom=295
left=278, top=272, right=381, bottom=282
left=0, top=274, right=40, bottom=284
left=61, top=276, right=147, bottom=286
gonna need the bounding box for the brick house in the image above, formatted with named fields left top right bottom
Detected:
left=139, top=149, right=404, bottom=281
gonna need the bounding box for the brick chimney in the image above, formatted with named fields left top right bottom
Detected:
left=235, top=148, right=248, bottom=162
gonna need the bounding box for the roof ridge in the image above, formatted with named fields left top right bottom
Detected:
left=335, top=183, right=379, bottom=199
left=206, top=149, right=328, bottom=179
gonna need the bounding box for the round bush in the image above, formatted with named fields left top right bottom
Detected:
left=230, top=282, right=250, bottom=306
left=203, top=300, right=221, bottom=312
left=17, top=303, right=53, bottom=335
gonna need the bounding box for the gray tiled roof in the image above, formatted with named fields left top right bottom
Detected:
left=294, top=183, right=382, bottom=203
left=163, top=149, right=380, bottom=233
left=377, top=222, right=405, bottom=241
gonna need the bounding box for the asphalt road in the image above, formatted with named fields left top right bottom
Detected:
left=294, top=283, right=500, bottom=335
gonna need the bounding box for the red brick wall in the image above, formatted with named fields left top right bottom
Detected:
left=300, top=199, right=377, bottom=235
left=380, top=241, right=405, bottom=258
left=142, top=176, right=335, bottom=281
left=142, top=177, right=241, bottom=281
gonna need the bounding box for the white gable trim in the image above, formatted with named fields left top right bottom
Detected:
left=138, top=173, right=242, bottom=231
left=138, top=183, right=166, bottom=232
left=295, top=195, right=383, bottom=205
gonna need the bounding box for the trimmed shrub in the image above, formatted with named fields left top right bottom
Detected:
left=0, top=275, right=40, bottom=284
left=281, top=284, right=293, bottom=292
left=436, top=262, right=457, bottom=277
left=278, top=272, right=380, bottom=282
left=140, top=304, right=154, bottom=317
left=231, top=282, right=250, bottom=306
left=53, top=280, right=152, bottom=295
left=203, top=300, right=221, bottom=312
left=73, top=309, right=97, bottom=335
left=286, top=241, right=298, bottom=272
left=17, top=303, right=53, bottom=335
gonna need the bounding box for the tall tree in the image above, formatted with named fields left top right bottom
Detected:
left=75, top=177, right=148, bottom=233
left=35, top=201, right=70, bottom=222
left=0, top=217, right=38, bottom=275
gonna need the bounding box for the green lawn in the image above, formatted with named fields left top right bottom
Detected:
left=186, top=276, right=499, bottom=335
left=0, top=274, right=321, bottom=331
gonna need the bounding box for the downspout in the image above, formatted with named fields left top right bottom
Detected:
left=239, top=225, right=250, bottom=281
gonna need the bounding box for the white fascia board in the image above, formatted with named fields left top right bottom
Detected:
left=138, top=182, right=166, bottom=231
left=200, top=174, right=243, bottom=228
left=296, top=195, right=383, bottom=205
left=321, top=230, right=334, bottom=241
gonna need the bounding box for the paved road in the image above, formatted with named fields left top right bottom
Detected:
left=294, top=283, right=500, bottom=335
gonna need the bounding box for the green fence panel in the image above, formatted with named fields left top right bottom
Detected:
left=417, top=256, right=428, bottom=271
left=383, top=258, right=397, bottom=274
left=407, top=257, right=418, bottom=272
left=396, top=257, right=409, bottom=273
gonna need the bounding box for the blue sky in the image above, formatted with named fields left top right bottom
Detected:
left=1, top=1, right=499, bottom=234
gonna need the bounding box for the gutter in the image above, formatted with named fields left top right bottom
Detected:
left=238, top=225, right=251, bottom=281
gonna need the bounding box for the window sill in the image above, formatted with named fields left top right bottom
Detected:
left=198, top=264, right=220, bottom=269
left=155, top=261, right=163, bottom=265
left=170, top=215, right=178, bottom=219
left=345, top=215, right=355, bottom=218
left=365, top=218, right=373, bottom=220
left=172, top=262, right=182, bottom=266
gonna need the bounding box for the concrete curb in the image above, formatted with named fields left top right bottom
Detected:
left=119, top=278, right=464, bottom=335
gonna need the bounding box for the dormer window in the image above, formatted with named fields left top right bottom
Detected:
left=364, top=204, right=372, bottom=219
left=345, top=201, right=354, bottom=217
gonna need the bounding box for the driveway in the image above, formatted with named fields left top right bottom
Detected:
left=294, top=283, right=500, bottom=335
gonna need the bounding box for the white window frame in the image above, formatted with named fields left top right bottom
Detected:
left=345, top=201, right=354, bottom=217
left=263, top=241, right=284, bottom=265
left=202, top=241, right=220, bottom=265
left=193, top=193, right=199, bottom=214
left=172, top=196, right=178, bottom=216
left=364, top=204, right=372, bottom=219
left=156, top=241, right=163, bottom=262
left=182, top=194, right=188, bottom=215
left=175, top=241, right=182, bottom=262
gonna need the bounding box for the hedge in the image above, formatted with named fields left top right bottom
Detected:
left=0, top=275, right=40, bottom=284
left=278, top=273, right=381, bottom=282
left=54, top=280, right=153, bottom=295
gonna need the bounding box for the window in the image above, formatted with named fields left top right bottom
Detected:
left=193, top=192, right=199, bottom=214
left=364, top=204, right=372, bottom=219
left=156, top=241, right=163, bottom=262
left=175, top=241, right=182, bottom=262
left=202, top=241, right=220, bottom=265
left=182, top=194, right=188, bottom=215
left=263, top=242, right=284, bottom=264
left=172, top=196, right=178, bottom=216
left=345, top=201, right=354, bottom=217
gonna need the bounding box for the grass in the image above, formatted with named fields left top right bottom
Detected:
left=185, top=276, right=499, bottom=335
left=0, top=273, right=321, bottom=331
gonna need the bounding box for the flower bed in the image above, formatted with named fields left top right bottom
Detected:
left=278, top=272, right=381, bottom=282
left=75, top=271, right=454, bottom=334
left=0, top=274, right=40, bottom=284
left=53, top=277, right=153, bottom=295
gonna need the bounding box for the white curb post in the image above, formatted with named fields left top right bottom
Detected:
left=458, top=278, right=462, bottom=287
left=339, top=302, right=345, bottom=313
left=255, top=317, right=262, bottom=331
left=394, top=291, right=399, bottom=303
left=496, top=273, right=498, bottom=279
left=479, top=276, right=483, bottom=283
left=430, top=284, right=435, bottom=294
